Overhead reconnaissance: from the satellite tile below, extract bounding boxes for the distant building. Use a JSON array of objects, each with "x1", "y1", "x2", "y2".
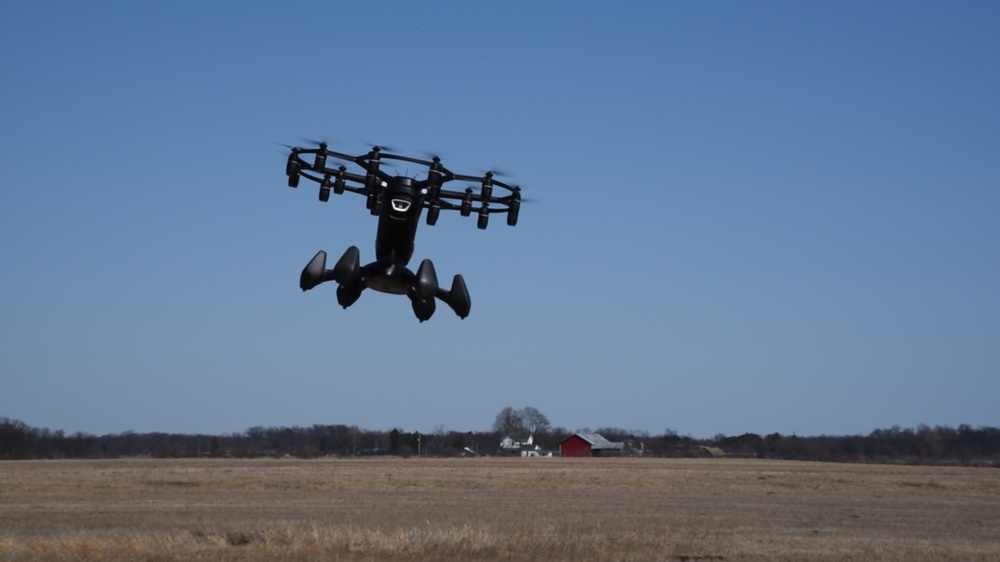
[
  {"x1": 699, "y1": 446, "x2": 727, "y2": 458},
  {"x1": 559, "y1": 433, "x2": 625, "y2": 457},
  {"x1": 499, "y1": 435, "x2": 552, "y2": 457},
  {"x1": 668, "y1": 445, "x2": 728, "y2": 458}
]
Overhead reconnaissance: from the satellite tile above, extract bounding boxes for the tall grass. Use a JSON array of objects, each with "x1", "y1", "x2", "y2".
[{"x1": 1, "y1": 522, "x2": 728, "y2": 561}]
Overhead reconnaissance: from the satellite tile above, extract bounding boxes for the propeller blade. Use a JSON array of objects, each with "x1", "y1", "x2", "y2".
[
  {"x1": 360, "y1": 140, "x2": 398, "y2": 153},
  {"x1": 482, "y1": 167, "x2": 511, "y2": 178},
  {"x1": 301, "y1": 137, "x2": 339, "y2": 147},
  {"x1": 419, "y1": 150, "x2": 449, "y2": 161}
]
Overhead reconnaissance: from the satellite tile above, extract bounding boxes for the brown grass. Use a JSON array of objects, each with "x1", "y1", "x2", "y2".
[{"x1": 0, "y1": 457, "x2": 998, "y2": 561}]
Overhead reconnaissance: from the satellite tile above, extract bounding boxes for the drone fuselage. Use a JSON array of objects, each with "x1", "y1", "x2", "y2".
[
  {"x1": 375, "y1": 176, "x2": 422, "y2": 266},
  {"x1": 364, "y1": 176, "x2": 424, "y2": 295}
]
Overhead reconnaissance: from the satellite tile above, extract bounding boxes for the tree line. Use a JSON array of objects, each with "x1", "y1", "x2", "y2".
[{"x1": 2, "y1": 415, "x2": 998, "y2": 466}]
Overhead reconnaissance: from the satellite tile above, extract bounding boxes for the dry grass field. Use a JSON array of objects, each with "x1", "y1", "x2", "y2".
[{"x1": 0, "y1": 457, "x2": 998, "y2": 561}]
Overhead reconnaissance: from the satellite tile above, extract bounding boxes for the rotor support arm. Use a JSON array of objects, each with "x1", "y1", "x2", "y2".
[{"x1": 285, "y1": 142, "x2": 523, "y2": 226}]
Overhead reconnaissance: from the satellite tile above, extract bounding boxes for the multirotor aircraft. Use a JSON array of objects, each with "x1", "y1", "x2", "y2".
[{"x1": 284, "y1": 143, "x2": 521, "y2": 322}]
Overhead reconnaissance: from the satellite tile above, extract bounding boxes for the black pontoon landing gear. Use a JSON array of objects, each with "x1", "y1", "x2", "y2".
[
  {"x1": 298, "y1": 246, "x2": 470, "y2": 322},
  {"x1": 438, "y1": 274, "x2": 471, "y2": 319},
  {"x1": 300, "y1": 246, "x2": 361, "y2": 291}
]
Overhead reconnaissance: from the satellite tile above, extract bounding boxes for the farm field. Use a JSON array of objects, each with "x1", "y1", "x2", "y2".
[{"x1": 0, "y1": 457, "x2": 998, "y2": 561}]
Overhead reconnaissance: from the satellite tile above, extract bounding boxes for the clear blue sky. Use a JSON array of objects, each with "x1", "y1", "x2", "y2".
[{"x1": 2, "y1": 1, "x2": 998, "y2": 438}]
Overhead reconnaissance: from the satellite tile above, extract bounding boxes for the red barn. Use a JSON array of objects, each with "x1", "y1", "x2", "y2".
[{"x1": 559, "y1": 433, "x2": 625, "y2": 457}]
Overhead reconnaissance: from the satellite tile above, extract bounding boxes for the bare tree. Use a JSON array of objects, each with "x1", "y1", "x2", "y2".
[
  {"x1": 519, "y1": 406, "x2": 550, "y2": 437},
  {"x1": 492, "y1": 406, "x2": 525, "y2": 439}
]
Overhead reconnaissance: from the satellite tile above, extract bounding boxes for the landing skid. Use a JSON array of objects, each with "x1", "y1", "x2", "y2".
[{"x1": 299, "y1": 247, "x2": 471, "y2": 322}]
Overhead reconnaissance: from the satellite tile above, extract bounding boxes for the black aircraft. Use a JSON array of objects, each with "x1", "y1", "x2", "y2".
[{"x1": 284, "y1": 143, "x2": 521, "y2": 322}]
